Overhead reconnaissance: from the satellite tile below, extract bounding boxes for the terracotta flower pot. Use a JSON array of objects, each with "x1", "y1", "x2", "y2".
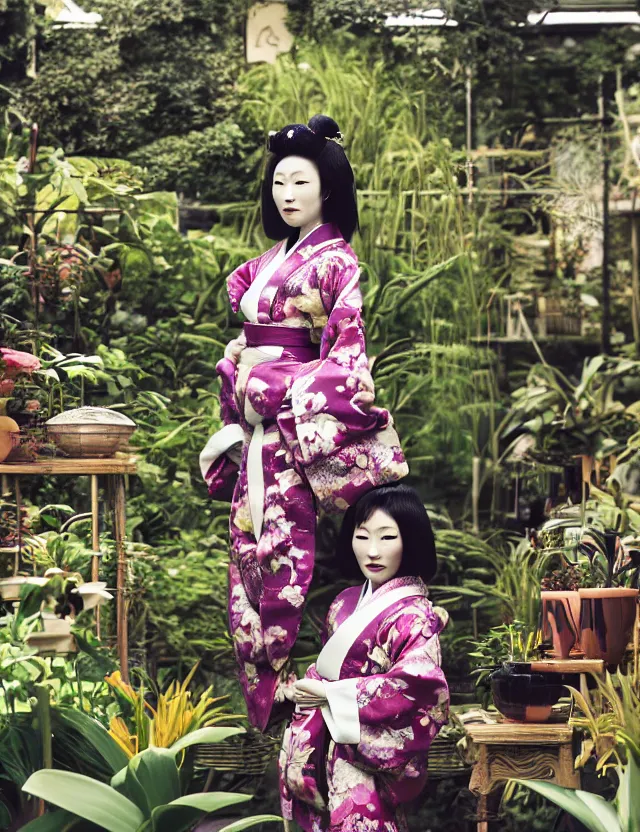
[
  {"x1": 578, "y1": 587, "x2": 639, "y2": 667},
  {"x1": 541, "y1": 590, "x2": 580, "y2": 659}
]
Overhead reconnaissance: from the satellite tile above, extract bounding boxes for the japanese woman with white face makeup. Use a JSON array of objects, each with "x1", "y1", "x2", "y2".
[
  {"x1": 280, "y1": 484, "x2": 449, "y2": 832},
  {"x1": 199, "y1": 116, "x2": 408, "y2": 733}
]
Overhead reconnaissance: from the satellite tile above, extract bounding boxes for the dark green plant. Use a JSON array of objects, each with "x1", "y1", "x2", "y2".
[
  {"x1": 20, "y1": 726, "x2": 282, "y2": 832},
  {"x1": 501, "y1": 356, "x2": 640, "y2": 465}
]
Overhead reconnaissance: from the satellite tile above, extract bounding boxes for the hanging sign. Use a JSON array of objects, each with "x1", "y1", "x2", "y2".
[{"x1": 246, "y1": 2, "x2": 293, "y2": 64}]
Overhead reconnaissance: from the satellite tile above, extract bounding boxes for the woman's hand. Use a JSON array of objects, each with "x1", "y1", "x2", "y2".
[{"x1": 292, "y1": 678, "x2": 328, "y2": 709}]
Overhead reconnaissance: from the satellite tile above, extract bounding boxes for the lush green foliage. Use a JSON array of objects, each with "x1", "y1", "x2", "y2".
[{"x1": 21, "y1": 727, "x2": 281, "y2": 832}]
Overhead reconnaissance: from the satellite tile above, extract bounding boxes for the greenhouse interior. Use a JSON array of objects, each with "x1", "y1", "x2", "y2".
[{"x1": 4, "y1": 1, "x2": 640, "y2": 830}]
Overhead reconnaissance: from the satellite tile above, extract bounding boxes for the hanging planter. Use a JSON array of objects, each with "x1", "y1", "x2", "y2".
[
  {"x1": 26, "y1": 615, "x2": 77, "y2": 655},
  {"x1": 0, "y1": 575, "x2": 49, "y2": 602}
]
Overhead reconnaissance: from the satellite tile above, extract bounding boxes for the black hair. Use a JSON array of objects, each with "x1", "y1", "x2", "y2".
[
  {"x1": 261, "y1": 114, "x2": 359, "y2": 243},
  {"x1": 335, "y1": 483, "x2": 438, "y2": 584}
]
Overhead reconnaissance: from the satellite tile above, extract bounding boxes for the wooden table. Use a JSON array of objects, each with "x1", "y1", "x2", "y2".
[
  {"x1": 466, "y1": 722, "x2": 579, "y2": 831},
  {"x1": 0, "y1": 456, "x2": 137, "y2": 681}
]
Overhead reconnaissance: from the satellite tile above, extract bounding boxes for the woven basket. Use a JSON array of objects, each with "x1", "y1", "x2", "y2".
[
  {"x1": 194, "y1": 732, "x2": 280, "y2": 776},
  {"x1": 427, "y1": 733, "x2": 469, "y2": 780}
]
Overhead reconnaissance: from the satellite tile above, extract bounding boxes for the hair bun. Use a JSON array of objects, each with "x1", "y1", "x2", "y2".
[{"x1": 308, "y1": 114, "x2": 342, "y2": 141}]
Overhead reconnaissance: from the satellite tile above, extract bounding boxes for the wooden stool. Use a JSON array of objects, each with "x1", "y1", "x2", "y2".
[{"x1": 466, "y1": 723, "x2": 579, "y2": 832}]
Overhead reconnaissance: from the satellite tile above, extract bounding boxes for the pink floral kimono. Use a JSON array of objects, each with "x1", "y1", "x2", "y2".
[
  {"x1": 279, "y1": 576, "x2": 449, "y2": 832},
  {"x1": 200, "y1": 223, "x2": 408, "y2": 730}
]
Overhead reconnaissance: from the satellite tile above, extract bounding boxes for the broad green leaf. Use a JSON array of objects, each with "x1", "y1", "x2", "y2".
[
  {"x1": 54, "y1": 708, "x2": 129, "y2": 774},
  {"x1": 217, "y1": 815, "x2": 284, "y2": 832},
  {"x1": 151, "y1": 792, "x2": 251, "y2": 832},
  {"x1": 129, "y1": 747, "x2": 180, "y2": 814},
  {"x1": 19, "y1": 809, "x2": 100, "y2": 831},
  {"x1": 123, "y1": 763, "x2": 150, "y2": 816},
  {"x1": 616, "y1": 756, "x2": 640, "y2": 831},
  {"x1": 515, "y1": 780, "x2": 618, "y2": 832},
  {"x1": 110, "y1": 765, "x2": 127, "y2": 794},
  {"x1": 23, "y1": 770, "x2": 144, "y2": 832},
  {"x1": 168, "y1": 726, "x2": 245, "y2": 755}
]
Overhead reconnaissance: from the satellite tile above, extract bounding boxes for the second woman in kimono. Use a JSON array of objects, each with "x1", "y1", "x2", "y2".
[
  {"x1": 279, "y1": 483, "x2": 449, "y2": 832},
  {"x1": 200, "y1": 115, "x2": 408, "y2": 730}
]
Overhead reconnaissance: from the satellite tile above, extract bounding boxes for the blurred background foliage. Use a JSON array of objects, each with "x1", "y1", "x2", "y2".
[{"x1": 2, "y1": 0, "x2": 640, "y2": 828}]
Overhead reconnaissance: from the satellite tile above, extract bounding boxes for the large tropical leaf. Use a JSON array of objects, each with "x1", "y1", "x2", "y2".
[
  {"x1": 217, "y1": 815, "x2": 283, "y2": 832},
  {"x1": 151, "y1": 792, "x2": 251, "y2": 832},
  {"x1": 168, "y1": 726, "x2": 245, "y2": 755},
  {"x1": 20, "y1": 810, "x2": 101, "y2": 831},
  {"x1": 129, "y1": 747, "x2": 181, "y2": 814},
  {"x1": 515, "y1": 779, "x2": 619, "y2": 832},
  {"x1": 54, "y1": 707, "x2": 130, "y2": 775},
  {"x1": 616, "y1": 755, "x2": 640, "y2": 832},
  {"x1": 23, "y1": 770, "x2": 145, "y2": 832}
]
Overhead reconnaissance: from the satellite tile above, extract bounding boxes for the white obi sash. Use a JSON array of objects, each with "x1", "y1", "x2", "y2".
[{"x1": 315, "y1": 584, "x2": 419, "y2": 745}]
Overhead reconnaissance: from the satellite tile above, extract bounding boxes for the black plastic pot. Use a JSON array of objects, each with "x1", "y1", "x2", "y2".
[{"x1": 490, "y1": 662, "x2": 565, "y2": 723}]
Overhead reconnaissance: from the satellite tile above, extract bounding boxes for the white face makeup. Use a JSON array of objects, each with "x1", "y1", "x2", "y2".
[
  {"x1": 272, "y1": 155, "x2": 323, "y2": 240},
  {"x1": 352, "y1": 509, "x2": 403, "y2": 590}
]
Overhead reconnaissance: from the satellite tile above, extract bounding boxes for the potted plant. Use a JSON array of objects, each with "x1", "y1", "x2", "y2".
[
  {"x1": 516, "y1": 669, "x2": 640, "y2": 831},
  {"x1": 540, "y1": 560, "x2": 582, "y2": 660},
  {"x1": 470, "y1": 621, "x2": 565, "y2": 723},
  {"x1": 19, "y1": 726, "x2": 281, "y2": 832},
  {"x1": 500, "y1": 355, "x2": 640, "y2": 471},
  {"x1": 575, "y1": 527, "x2": 639, "y2": 667}
]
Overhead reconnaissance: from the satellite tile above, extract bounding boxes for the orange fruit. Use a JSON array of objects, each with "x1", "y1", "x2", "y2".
[{"x1": 0, "y1": 416, "x2": 20, "y2": 463}]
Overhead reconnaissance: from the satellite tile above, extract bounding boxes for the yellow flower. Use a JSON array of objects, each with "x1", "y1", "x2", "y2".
[
  {"x1": 108, "y1": 716, "x2": 137, "y2": 759},
  {"x1": 105, "y1": 670, "x2": 138, "y2": 705}
]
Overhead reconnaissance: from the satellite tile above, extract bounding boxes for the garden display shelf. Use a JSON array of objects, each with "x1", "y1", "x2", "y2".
[
  {"x1": 529, "y1": 658, "x2": 604, "y2": 674},
  {"x1": 0, "y1": 455, "x2": 138, "y2": 682},
  {"x1": 465, "y1": 720, "x2": 579, "y2": 832}
]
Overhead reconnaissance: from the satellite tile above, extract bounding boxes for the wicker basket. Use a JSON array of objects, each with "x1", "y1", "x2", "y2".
[
  {"x1": 426, "y1": 733, "x2": 469, "y2": 780},
  {"x1": 194, "y1": 731, "x2": 280, "y2": 776}
]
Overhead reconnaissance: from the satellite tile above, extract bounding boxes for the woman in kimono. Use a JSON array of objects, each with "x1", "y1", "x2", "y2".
[
  {"x1": 200, "y1": 115, "x2": 408, "y2": 730},
  {"x1": 279, "y1": 484, "x2": 449, "y2": 832}
]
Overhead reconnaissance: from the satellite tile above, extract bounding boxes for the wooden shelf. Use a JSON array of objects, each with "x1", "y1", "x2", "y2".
[
  {"x1": 465, "y1": 722, "x2": 573, "y2": 745},
  {"x1": 0, "y1": 456, "x2": 138, "y2": 476},
  {"x1": 530, "y1": 658, "x2": 604, "y2": 674}
]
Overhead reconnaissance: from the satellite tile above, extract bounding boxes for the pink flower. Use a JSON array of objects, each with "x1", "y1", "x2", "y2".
[
  {"x1": 25, "y1": 400, "x2": 40, "y2": 412},
  {"x1": 0, "y1": 379, "x2": 15, "y2": 396},
  {"x1": 0, "y1": 348, "x2": 41, "y2": 378}
]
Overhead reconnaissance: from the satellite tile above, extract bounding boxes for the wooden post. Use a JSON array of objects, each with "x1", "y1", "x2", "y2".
[
  {"x1": 91, "y1": 474, "x2": 101, "y2": 639},
  {"x1": 113, "y1": 475, "x2": 129, "y2": 683},
  {"x1": 632, "y1": 216, "x2": 640, "y2": 351},
  {"x1": 599, "y1": 76, "x2": 612, "y2": 354},
  {"x1": 466, "y1": 65, "x2": 474, "y2": 206},
  {"x1": 472, "y1": 456, "x2": 481, "y2": 534},
  {"x1": 14, "y1": 478, "x2": 21, "y2": 577},
  {"x1": 634, "y1": 600, "x2": 639, "y2": 685}
]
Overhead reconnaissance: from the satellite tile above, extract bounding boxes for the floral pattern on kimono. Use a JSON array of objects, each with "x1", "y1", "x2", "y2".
[
  {"x1": 279, "y1": 576, "x2": 449, "y2": 832},
  {"x1": 201, "y1": 224, "x2": 408, "y2": 730}
]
